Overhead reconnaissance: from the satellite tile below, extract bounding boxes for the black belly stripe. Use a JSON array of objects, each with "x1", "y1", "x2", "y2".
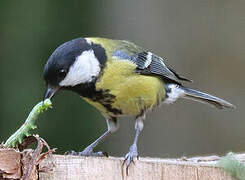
[
  {"x1": 66, "y1": 81, "x2": 122, "y2": 115},
  {"x1": 101, "y1": 103, "x2": 122, "y2": 115}
]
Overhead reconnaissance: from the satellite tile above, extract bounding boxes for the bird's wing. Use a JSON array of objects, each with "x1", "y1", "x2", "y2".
[{"x1": 112, "y1": 40, "x2": 192, "y2": 84}]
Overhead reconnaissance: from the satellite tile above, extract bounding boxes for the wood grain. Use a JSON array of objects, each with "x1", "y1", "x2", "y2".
[
  {"x1": 0, "y1": 148, "x2": 21, "y2": 179},
  {"x1": 2, "y1": 148, "x2": 244, "y2": 180},
  {"x1": 39, "y1": 155, "x2": 239, "y2": 180}
]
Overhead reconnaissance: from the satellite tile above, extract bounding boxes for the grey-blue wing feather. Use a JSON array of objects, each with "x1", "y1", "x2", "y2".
[{"x1": 112, "y1": 41, "x2": 191, "y2": 84}]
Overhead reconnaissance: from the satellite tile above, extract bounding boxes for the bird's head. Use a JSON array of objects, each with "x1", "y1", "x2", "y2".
[{"x1": 43, "y1": 38, "x2": 107, "y2": 100}]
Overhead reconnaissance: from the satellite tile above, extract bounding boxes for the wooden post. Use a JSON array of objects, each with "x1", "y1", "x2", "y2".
[
  {"x1": 39, "y1": 155, "x2": 238, "y2": 180},
  {"x1": 1, "y1": 148, "x2": 244, "y2": 179}
]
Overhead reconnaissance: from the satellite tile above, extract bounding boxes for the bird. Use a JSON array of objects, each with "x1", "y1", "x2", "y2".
[{"x1": 43, "y1": 37, "x2": 235, "y2": 169}]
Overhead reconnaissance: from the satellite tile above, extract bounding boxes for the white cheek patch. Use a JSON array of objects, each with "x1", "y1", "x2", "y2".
[
  {"x1": 163, "y1": 84, "x2": 185, "y2": 104},
  {"x1": 85, "y1": 38, "x2": 92, "y2": 45},
  {"x1": 59, "y1": 49, "x2": 101, "y2": 87}
]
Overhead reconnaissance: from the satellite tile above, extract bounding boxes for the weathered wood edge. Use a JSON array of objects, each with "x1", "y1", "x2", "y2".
[{"x1": 39, "y1": 154, "x2": 243, "y2": 180}]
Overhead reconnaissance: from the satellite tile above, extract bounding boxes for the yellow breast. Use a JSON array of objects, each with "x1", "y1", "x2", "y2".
[{"x1": 84, "y1": 59, "x2": 165, "y2": 117}]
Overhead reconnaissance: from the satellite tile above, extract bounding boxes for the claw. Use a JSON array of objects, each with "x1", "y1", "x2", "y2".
[
  {"x1": 65, "y1": 149, "x2": 107, "y2": 157},
  {"x1": 64, "y1": 150, "x2": 78, "y2": 155},
  {"x1": 78, "y1": 150, "x2": 104, "y2": 157},
  {"x1": 122, "y1": 144, "x2": 139, "y2": 175},
  {"x1": 126, "y1": 165, "x2": 129, "y2": 176},
  {"x1": 103, "y1": 151, "x2": 109, "y2": 157}
]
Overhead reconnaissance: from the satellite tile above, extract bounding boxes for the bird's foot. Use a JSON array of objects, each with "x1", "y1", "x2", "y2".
[
  {"x1": 123, "y1": 144, "x2": 139, "y2": 175},
  {"x1": 78, "y1": 147, "x2": 108, "y2": 157},
  {"x1": 65, "y1": 148, "x2": 108, "y2": 157}
]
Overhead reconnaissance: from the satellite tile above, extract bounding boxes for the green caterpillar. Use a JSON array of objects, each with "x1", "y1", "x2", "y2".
[{"x1": 4, "y1": 99, "x2": 52, "y2": 148}]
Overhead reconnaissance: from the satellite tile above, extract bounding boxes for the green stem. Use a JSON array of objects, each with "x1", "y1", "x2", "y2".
[{"x1": 4, "y1": 99, "x2": 52, "y2": 148}]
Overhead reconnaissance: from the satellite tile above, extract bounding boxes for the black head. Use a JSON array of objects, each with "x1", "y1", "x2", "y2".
[{"x1": 43, "y1": 37, "x2": 107, "y2": 100}]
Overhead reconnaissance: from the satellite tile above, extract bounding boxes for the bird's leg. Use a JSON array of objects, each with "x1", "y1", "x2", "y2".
[
  {"x1": 123, "y1": 114, "x2": 145, "y2": 173},
  {"x1": 70, "y1": 117, "x2": 118, "y2": 157}
]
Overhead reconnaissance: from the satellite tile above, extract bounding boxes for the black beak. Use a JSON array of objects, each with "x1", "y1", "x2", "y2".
[{"x1": 43, "y1": 86, "x2": 59, "y2": 100}]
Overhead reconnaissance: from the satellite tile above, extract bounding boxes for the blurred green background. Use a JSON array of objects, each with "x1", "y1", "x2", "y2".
[{"x1": 0, "y1": 0, "x2": 244, "y2": 158}]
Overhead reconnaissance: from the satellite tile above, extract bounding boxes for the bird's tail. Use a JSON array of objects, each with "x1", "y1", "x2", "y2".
[{"x1": 180, "y1": 86, "x2": 235, "y2": 109}]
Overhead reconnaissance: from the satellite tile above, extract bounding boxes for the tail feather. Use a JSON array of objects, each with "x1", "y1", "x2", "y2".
[{"x1": 180, "y1": 86, "x2": 236, "y2": 109}]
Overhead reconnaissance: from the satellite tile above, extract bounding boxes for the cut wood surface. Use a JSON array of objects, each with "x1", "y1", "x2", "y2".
[
  {"x1": 2, "y1": 148, "x2": 245, "y2": 180},
  {"x1": 0, "y1": 148, "x2": 21, "y2": 179},
  {"x1": 39, "y1": 154, "x2": 243, "y2": 180}
]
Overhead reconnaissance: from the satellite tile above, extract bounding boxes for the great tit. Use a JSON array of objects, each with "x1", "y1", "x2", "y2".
[{"x1": 43, "y1": 37, "x2": 235, "y2": 168}]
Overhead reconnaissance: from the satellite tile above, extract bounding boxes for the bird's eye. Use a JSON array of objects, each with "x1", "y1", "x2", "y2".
[{"x1": 58, "y1": 69, "x2": 67, "y2": 79}]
